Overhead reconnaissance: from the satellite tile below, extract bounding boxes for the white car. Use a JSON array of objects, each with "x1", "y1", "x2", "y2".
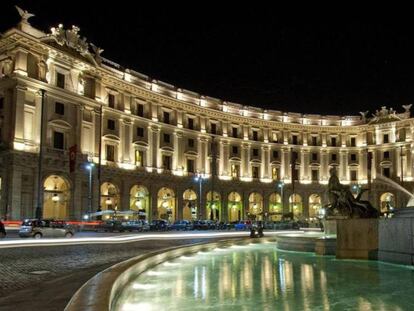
[{"x1": 19, "y1": 219, "x2": 75, "y2": 238}]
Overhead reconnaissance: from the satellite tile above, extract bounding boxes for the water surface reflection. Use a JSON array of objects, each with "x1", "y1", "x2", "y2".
[{"x1": 114, "y1": 243, "x2": 414, "y2": 311}]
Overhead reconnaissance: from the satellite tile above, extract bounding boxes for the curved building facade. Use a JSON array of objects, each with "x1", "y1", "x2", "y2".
[{"x1": 0, "y1": 13, "x2": 412, "y2": 221}]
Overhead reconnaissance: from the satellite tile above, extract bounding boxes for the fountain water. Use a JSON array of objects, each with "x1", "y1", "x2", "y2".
[
  {"x1": 375, "y1": 174, "x2": 414, "y2": 206},
  {"x1": 375, "y1": 174, "x2": 414, "y2": 217}
]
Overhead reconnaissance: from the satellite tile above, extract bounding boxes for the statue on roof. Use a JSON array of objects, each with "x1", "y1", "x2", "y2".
[
  {"x1": 91, "y1": 43, "x2": 104, "y2": 64},
  {"x1": 15, "y1": 6, "x2": 35, "y2": 24}
]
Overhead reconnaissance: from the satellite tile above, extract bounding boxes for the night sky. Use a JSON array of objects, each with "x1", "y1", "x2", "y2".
[{"x1": 2, "y1": 2, "x2": 414, "y2": 116}]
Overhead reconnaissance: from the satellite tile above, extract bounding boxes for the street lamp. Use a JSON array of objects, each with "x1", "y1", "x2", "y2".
[
  {"x1": 277, "y1": 181, "x2": 285, "y2": 214},
  {"x1": 194, "y1": 172, "x2": 206, "y2": 220},
  {"x1": 86, "y1": 162, "x2": 95, "y2": 215}
]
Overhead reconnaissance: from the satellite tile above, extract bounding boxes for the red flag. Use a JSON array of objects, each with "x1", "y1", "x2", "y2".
[{"x1": 69, "y1": 145, "x2": 77, "y2": 173}]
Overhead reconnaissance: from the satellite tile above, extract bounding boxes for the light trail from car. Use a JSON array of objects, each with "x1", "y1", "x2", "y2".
[{"x1": 0, "y1": 230, "x2": 300, "y2": 249}]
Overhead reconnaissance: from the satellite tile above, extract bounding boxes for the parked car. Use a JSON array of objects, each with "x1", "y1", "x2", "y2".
[
  {"x1": 95, "y1": 220, "x2": 124, "y2": 232},
  {"x1": 121, "y1": 220, "x2": 150, "y2": 232},
  {"x1": 193, "y1": 220, "x2": 209, "y2": 230},
  {"x1": 150, "y1": 219, "x2": 169, "y2": 231},
  {"x1": 19, "y1": 219, "x2": 75, "y2": 238},
  {"x1": 234, "y1": 220, "x2": 251, "y2": 231},
  {"x1": 169, "y1": 220, "x2": 193, "y2": 231}
]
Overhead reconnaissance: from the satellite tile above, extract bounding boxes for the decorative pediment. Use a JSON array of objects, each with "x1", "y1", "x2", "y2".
[
  {"x1": 368, "y1": 106, "x2": 402, "y2": 125},
  {"x1": 103, "y1": 134, "x2": 120, "y2": 141},
  {"x1": 42, "y1": 24, "x2": 104, "y2": 66},
  {"x1": 48, "y1": 119, "x2": 72, "y2": 129}
]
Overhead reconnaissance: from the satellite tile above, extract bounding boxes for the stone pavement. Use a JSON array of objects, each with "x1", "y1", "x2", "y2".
[{"x1": 0, "y1": 237, "x2": 229, "y2": 311}]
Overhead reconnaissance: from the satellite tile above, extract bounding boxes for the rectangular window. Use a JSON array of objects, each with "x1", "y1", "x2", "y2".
[
  {"x1": 312, "y1": 153, "x2": 318, "y2": 161},
  {"x1": 383, "y1": 134, "x2": 389, "y2": 143},
  {"x1": 55, "y1": 102, "x2": 65, "y2": 115},
  {"x1": 163, "y1": 111, "x2": 170, "y2": 124},
  {"x1": 162, "y1": 155, "x2": 171, "y2": 170},
  {"x1": 137, "y1": 127, "x2": 144, "y2": 137},
  {"x1": 383, "y1": 167, "x2": 390, "y2": 178},
  {"x1": 231, "y1": 164, "x2": 240, "y2": 178},
  {"x1": 0, "y1": 97, "x2": 4, "y2": 110},
  {"x1": 312, "y1": 169, "x2": 319, "y2": 181},
  {"x1": 137, "y1": 103, "x2": 144, "y2": 117},
  {"x1": 350, "y1": 137, "x2": 356, "y2": 147},
  {"x1": 163, "y1": 133, "x2": 170, "y2": 143},
  {"x1": 331, "y1": 137, "x2": 337, "y2": 146},
  {"x1": 252, "y1": 166, "x2": 259, "y2": 179},
  {"x1": 107, "y1": 119, "x2": 115, "y2": 130},
  {"x1": 232, "y1": 127, "x2": 238, "y2": 138},
  {"x1": 53, "y1": 131, "x2": 64, "y2": 149},
  {"x1": 187, "y1": 159, "x2": 195, "y2": 173},
  {"x1": 108, "y1": 94, "x2": 115, "y2": 108},
  {"x1": 350, "y1": 170, "x2": 357, "y2": 181},
  {"x1": 253, "y1": 148, "x2": 259, "y2": 157},
  {"x1": 188, "y1": 138, "x2": 194, "y2": 148},
  {"x1": 384, "y1": 151, "x2": 390, "y2": 159},
  {"x1": 292, "y1": 135, "x2": 298, "y2": 145},
  {"x1": 331, "y1": 154, "x2": 337, "y2": 161},
  {"x1": 211, "y1": 123, "x2": 217, "y2": 134},
  {"x1": 312, "y1": 136, "x2": 317, "y2": 146},
  {"x1": 252, "y1": 131, "x2": 258, "y2": 141},
  {"x1": 273, "y1": 150, "x2": 279, "y2": 158},
  {"x1": 188, "y1": 118, "x2": 194, "y2": 130},
  {"x1": 106, "y1": 145, "x2": 115, "y2": 161},
  {"x1": 293, "y1": 168, "x2": 299, "y2": 181},
  {"x1": 135, "y1": 150, "x2": 144, "y2": 167},
  {"x1": 350, "y1": 153, "x2": 357, "y2": 161},
  {"x1": 56, "y1": 72, "x2": 65, "y2": 89},
  {"x1": 232, "y1": 146, "x2": 238, "y2": 154}
]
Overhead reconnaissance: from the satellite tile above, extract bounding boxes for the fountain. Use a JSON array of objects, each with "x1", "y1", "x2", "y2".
[{"x1": 375, "y1": 174, "x2": 414, "y2": 217}]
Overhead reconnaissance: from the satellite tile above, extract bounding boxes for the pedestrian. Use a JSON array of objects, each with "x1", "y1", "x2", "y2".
[{"x1": 0, "y1": 219, "x2": 6, "y2": 238}]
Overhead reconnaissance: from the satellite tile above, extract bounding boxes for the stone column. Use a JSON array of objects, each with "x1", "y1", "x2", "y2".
[
  {"x1": 14, "y1": 49, "x2": 28, "y2": 76},
  {"x1": 359, "y1": 149, "x2": 368, "y2": 182},
  {"x1": 120, "y1": 119, "x2": 132, "y2": 164},
  {"x1": 13, "y1": 85, "x2": 27, "y2": 145},
  {"x1": 150, "y1": 101, "x2": 159, "y2": 121},
  {"x1": 282, "y1": 148, "x2": 290, "y2": 181},
  {"x1": 222, "y1": 140, "x2": 230, "y2": 176},
  {"x1": 320, "y1": 149, "x2": 329, "y2": 183},
  {"x1": 339, "y1": 150, "x2": 348, "y2": 181},
  {"x1": 241, "y1": 142, "x2": 250, "y2": 178},
  {"x1": 148, "y1": 125, "x2": 160, "y2": 170},
  {"x1": 301, "y1": 149, "x2": 309, "y2": 181},
  {"x1": 8, "y1": 167, "x2": 22, "y2": 220},
  {"x1": 262, "y1": 145, "x2": 270, "y2": 179},
  {"x1": 173, "y1": 131, "x2": 183, "y2": 172}
]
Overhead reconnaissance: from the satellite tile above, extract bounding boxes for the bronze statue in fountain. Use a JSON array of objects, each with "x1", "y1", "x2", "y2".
[{"x1": 326, "y1": 167, "x2": 379, "y2": 218}]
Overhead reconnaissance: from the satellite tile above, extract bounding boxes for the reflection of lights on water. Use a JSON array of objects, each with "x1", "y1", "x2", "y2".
[
  {"x1": 180, "y1": 255, "x2": 195, "y2": 260},
  {"x1": 230, "y1": 245, "x2": 245, "y2": 249},
  {"x1": 201, "y1": 266, "x2": 207, "y2": 300},
  {"x1": 163, "y1": 261, "x2": 180, "y2": 266},
  {"x1": 146, "y1": 271, "x2": 165, "y2": 276},
  {"x1": 132, "y1": 283, "x2": 156, "y2": 290},
  {"x1": 214, "y1": 247, "x2": 228, "y2": 252}
]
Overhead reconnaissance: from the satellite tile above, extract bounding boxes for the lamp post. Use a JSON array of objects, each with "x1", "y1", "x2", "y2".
[
  {"x1": 86, "y1": 162, "x2": 95, "y2": 216},
  {"x1": 278, "y1": 181, "x2": 284, "y2": 215},
  {"x1": 195, "y1": 172, "x2": 205, "y2": 220}
]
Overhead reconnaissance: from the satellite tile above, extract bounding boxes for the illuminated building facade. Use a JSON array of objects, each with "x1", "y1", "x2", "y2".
[{"x1": 0, "y1": 12, "x2": 412, "y2": 221}]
